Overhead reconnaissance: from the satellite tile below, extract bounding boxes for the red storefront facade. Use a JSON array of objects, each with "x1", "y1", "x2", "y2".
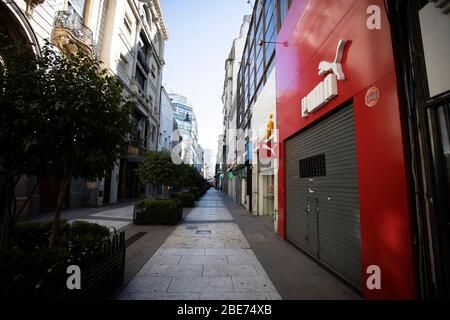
[{"x1": 276, "y1": 0, "x2": 417, "y2": 299}]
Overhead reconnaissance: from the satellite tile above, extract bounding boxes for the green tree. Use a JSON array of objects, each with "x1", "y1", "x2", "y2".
[
  {"x1": 0, "y1": 39, "x2": 45, "y2": 249},
  {"x1": 36, "y1": 45, "x2": 135, "y2": 248},
  {"x1": 175, "y1": 164, "x2": 204, "y2": 191},
  {"x1": 137, "y1": 150, "x2": 176, "y2": 199},
  {"x1": 1, "y1": 42, "x2": 135, "y2": 249}
]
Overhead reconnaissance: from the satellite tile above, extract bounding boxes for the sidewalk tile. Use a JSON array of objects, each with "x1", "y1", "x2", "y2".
[
  {"x1": 168, "y1": 277, "x2": 234, "y2": 293},
  {"x1": 200, "y1": 292, "x2": 270, "y2": 300},
  {"x1": 203, "y1": 264, "x2": 259, "y2": 277},
  {"x1": 122, "y1": 276, "x2": 172, "y2": 293},
  {"x1": 147, "y1": 264, "x2": 203, "y2": 277},
  {"x1": 232, "y1": 276, "x2": 277, "y2": 292},
  {"x1": 179, "y1": 255, "x2": 228, "y2": 265}
]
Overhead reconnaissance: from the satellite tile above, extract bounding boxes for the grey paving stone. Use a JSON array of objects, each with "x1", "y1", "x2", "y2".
[
  {"x1": 203, "y1": 264, "x2": 259, "y2": 277},
  {"x1": 200, "y1": 292, "x2": 270, "y2": 300},
  {"x1": 227, "y1": 254, "x2": 260, "y2": 265},
  {"x1": 122, "y1": 276, "x2": 172, "y2": 293},
  {"x1": 267, "y1": 291, "x2": 283, "y2": 300},
  {"x1": 253, "y1": 263, "x2": 269, "y2": 277},
  {"x1": 168, "y1": 277, "x2": 234, "y2": 293},
  {"x1": 224, "y1": 238, "x2": 251, "y2": 249},
  {"x1": 232, "y1": 276, "x2": 277, "y2": 292},
  {"x1": 127, "y1": 292, "x2": 201, "y2": 300},
  {"x1": 205, "y1": 248, "x2": 252, "y2": 256},
  {"x1": 147, "y1": 264, "x2": 203, "y2": 277},
  {"x1": 155, "y1": 248, "x2": 206, "y2": 256},
  {"x1": 147, "y1": 254, "x2": 182, "y2": 265},
  {"x1": 179, "y1": 255, "x2": 228, "y2": 265}
]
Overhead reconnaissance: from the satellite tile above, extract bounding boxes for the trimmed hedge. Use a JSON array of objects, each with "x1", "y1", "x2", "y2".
[
  {"x1": 133, "y1": 199, "x2": 182, "y2": 225},
  {"x1": 172, "y1": 192, "x2": 195, "y2": 208},
  {"x1": 0, "y1": 221, "x2": 124, "y2": 300}
]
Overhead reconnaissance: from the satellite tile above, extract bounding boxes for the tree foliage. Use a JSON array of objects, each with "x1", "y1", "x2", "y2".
[
  {"x1": 1, "y1": 41, "x2": 136, "y2": 248},
  {"x1": 0, "y1": 38, "x2": 47, "y2": 249},
  {"x1": 137, "y1": 150, "x2": 176, "y2": 198}
]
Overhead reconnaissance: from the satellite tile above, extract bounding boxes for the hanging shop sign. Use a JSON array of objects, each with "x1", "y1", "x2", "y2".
[{"x1": 302, "y1": 39, "x2": 348, "y2": 118}]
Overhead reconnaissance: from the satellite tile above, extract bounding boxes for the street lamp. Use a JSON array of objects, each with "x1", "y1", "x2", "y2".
[{"x1": 258, "y1": 40, "x2": 288, "y2": 47}]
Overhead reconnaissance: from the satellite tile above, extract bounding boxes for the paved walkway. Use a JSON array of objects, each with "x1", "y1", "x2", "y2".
[
  {"x1": 117, "y1": 190, "x2": 281, "y2": 300},
  {"x1": 25, "y1": 201, "x2": 135, "y2": 230},
  {"x1": 29, "y1": 189, "x2": 360, "y2": 300},
  {"x1": 75, "y1": 205, "x2": 134, "y2": 230}
]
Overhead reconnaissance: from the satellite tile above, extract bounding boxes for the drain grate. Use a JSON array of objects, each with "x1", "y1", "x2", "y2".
[
  {"x1": 186, "y1": 225, "x2": 198, "y2": 230},
  {"x1": 196, "y1": 230, "x2": 212, "y2": 235}
]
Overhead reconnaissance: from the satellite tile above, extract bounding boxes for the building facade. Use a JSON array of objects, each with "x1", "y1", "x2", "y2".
[
  {"x1": 158, "y1": 86, "x2": 175, "y2": 152},
  {"x1": 219, "y1": 1, "x2": 289, "y2": 229},
  {"x1": 100, "y1": 0, "x2": 168, "y2": 204},
  {"x1": 0, "y1": 0, "x2": 168, "y2": 217},
  {"x1": 276, "y1": 0, "x2": 449, "y2": 299},
  {"x1": 220, "y1": 15, "x2": 250, "y2": 204},
  {"x1": 170, "y1": 93, "x2": 203, "y2": 170}
]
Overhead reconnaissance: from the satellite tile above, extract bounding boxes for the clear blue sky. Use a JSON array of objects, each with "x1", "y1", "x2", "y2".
[{"x1": 161, "y1": 0, "x2": 252, "y2": 157}]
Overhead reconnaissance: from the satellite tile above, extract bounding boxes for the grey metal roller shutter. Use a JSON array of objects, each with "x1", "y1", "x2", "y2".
[{"x1": 285, "y1": 104, "x2": 362, "y2": 291}]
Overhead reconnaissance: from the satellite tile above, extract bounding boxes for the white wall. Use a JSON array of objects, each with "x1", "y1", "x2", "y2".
[
  {"x1": 158, "y1": 88, "x2": 174, "y2": 151},
  {"x1": 251, "y1": 68, "x2": 278, "y2": 231},
  {"x1": 419, "y1": 2, "x2": 450, "y2": 98}
]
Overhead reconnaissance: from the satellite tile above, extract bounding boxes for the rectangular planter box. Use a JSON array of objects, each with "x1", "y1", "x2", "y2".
[{"x1": 133, "y1": 200, "x2": 183, "y2": 225}]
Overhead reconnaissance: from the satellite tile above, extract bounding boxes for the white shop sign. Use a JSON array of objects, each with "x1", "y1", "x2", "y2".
[{"x1": 301, "y1": 39, "x2": 348, "y2": 118}]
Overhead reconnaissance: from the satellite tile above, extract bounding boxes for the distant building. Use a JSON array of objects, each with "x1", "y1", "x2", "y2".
[
  {"x1": 158, "y1": 87, "x2": 175, "y2": 152},
  {"x1": 202, "y1": 149, "x2": 215, "y2": 180},
  {"x1": 170, "y1": 93, "x2": 203, "y2": 171},
  {"x1": 219, "y1": 15, "x2": 250, "y2": 203}
]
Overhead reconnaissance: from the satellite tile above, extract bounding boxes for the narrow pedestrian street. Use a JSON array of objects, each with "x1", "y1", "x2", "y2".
[{"x1": 114, "y1": 189, "x2": 359, "y2": 300}]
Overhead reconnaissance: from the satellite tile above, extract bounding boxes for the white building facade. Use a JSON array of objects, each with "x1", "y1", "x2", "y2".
[
  {"x1": 0, "y1": 0, "x2": 168, "y2": 216},
  {"x1": 220, "y1": 15, "x2": 250, "y2": 203},
  {"x1": 158, "y1": 87, "x2": 175, "y2": 152},
  {"x1": 170, "y1": 93, "x2": 203, "y2": 171}
]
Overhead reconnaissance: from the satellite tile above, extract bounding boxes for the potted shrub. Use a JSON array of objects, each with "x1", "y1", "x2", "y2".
[
  {"x1": 133, "y1": 199, "x2": 182, "y2": 225},
  {"x1": 0, "y1": 220, "x2": 125, "y2": 300},
  {"x1": 172, "y1": 192, "x2": 195, "y2": 208}
]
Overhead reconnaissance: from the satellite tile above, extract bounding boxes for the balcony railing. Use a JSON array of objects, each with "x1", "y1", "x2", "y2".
[{"x1": 51, "y1": 10, "x2": 95, "y2": 54}]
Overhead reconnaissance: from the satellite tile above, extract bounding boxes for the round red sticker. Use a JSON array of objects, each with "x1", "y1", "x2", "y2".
[{"x1": 365, "y1": 87, "x2": 380, "y2": 108}]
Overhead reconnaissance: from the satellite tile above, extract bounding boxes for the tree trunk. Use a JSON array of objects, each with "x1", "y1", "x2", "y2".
[
  {"x1": 0, "y1": 174, "x2": 14, "y2": 250},
  {"x1": 49, "y1": 176, "x2": 71, "y2": 249},
  {"x1": 153, "y1": 184, "x2": 158, "y2": 199}
]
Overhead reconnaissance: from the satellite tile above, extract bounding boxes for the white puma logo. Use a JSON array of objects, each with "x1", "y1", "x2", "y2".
[{"x1": 318, "y1": 39, "x2": 348, "y2": 80}]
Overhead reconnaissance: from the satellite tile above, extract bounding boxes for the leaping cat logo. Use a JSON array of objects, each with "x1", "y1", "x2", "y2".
[{"x1": 318, "y1": 39, "x2": 348, "y2": 81}]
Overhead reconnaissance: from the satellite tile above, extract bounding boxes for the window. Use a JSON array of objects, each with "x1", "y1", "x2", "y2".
[
  {"x1": 279, "y1": 0, "x2": 292, "y2": 29},
  {"x1": 118, "y1": 54, "x2": 129, "y2": 76},
  {"x1": 137, "y1": 32, "x2": 150, "y2": 70},
  {"x1": 68, "y1": 0, "x2": 85, "y2": 16},
  {"x1": 124, "y1": 14, "x2": 132, "y2": 35},
  {"x1": 151, "y1": 64, "x2": 156, "y2": 80},
  {"x1": 136, "y1": 67, "x2": 146, "y2": 90}
]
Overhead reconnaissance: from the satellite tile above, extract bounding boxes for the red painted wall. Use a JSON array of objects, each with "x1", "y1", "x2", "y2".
[{"x1": 276, "y1": 0, "x2": 416, "y2": 299}]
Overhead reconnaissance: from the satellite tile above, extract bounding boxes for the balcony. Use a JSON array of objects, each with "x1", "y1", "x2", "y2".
[{"x1": 51, "y1": 10, "x2": 95, "y2": 55}]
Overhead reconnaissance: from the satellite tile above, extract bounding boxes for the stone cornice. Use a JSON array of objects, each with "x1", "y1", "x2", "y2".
[{"x1": 151, "y1": 0, "x2": 169, "y2": 40}]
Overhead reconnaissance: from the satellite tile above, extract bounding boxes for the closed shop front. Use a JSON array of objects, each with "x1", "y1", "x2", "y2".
[
  {"x1": 285, "y1": 104, "x2": 362, "y2": 291},
  {"x1": 276, "y1": 0, "x2": 417, "y2": 298}
]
